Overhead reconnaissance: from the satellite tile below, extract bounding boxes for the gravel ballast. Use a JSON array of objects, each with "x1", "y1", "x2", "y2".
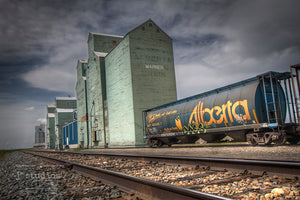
[
  {"x1": 34, "y1": 151, "x2": 300, "y2": 199},
  {"x1": 0, "y1": 152, "x2": 128, "y2": 199}
]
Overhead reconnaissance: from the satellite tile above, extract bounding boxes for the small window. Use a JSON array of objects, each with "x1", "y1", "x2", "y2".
[
  {"x1": 142, "y1": 26, "x2": 145, "y2": 31},
  {"x1": 149, "y1": 23, "x2": 152, "y2": 27},
  {"x1": 93, "y1": 131, "x2": 98, "y2": 142}
]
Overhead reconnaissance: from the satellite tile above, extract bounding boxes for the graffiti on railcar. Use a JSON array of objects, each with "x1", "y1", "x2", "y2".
[
  {"x1": 146, "y1": 99, "x2": 255, "y2": 135},
  {"x1": 174, "y1": 117, "x2": 207, "y2": 133},
  {"x1": 188, "y1": 99, "x2": 252, "y2": 127},
  {"x1": 148, "y1": 110, "x2": 177, "y2": 123}
]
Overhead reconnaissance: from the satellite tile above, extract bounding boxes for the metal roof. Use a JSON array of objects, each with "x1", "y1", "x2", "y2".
[
  {"x1": 56, "y1": 108, "x2": 75, "y2": 113},
  {"x1": 48, "y1": 113, "x2": 55, "y2": 118},
  {"x1": 55, "y1": 97, "x2": 76, "y2": 100},
  {"x1": 79, "y1": 59, "x2": 87, "y2": 63},
  {"x1": 89, "y1": 32, "x2": 123, "y2": 38},
  {"x1": 94, "y1": 51, "x2": 108, "y2": 57},
  {"x1": 47, "y1": 104, "x2": 56, "y2": 108}
]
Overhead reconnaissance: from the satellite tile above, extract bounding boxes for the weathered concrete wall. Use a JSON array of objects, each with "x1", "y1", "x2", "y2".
[
  {"x1": 47, "y1": 105, "x2": 56, "y2": 113},
  {"x1": 86, "y1": 55, "x2": 106, "y2": 147},
  {"x1": 47, "y1": 115, "x2": 55, "y2": 149},
  {"x1": 88, "y1": 33, "x2": 123, "y2": 57},
  {"x1": 85, "y1": 33, "x2": 122, "y2": 148},
  {"x1": 76, "y1": 60, "x2": 88, "y2": 148},
  {"x1": 105, "y1": 36, "x2": 135, "y2": 146},
  {"x1": 55, "y1": 110, "x2": 75, "y2": 149},
  {"x1": 55, "y1": 97, "x2": 77, "y2": 109},
  {"x1": 77, "y1": 59, "x2": 87, "y2": 78},
  {"x1": 46, "y1": 104, "x2": 56, "y2": 149},
  {"x1": 34, "y1": 124, "x2": 45, "y2": 144}
]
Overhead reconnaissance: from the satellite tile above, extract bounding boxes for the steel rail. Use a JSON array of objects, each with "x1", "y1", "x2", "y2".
[
  {"x1": 24, "y1": 151, "x2": 228, "y2": 200},
  {"x1": 32, "y1": 150, "x2": 300, "y2": 176}
]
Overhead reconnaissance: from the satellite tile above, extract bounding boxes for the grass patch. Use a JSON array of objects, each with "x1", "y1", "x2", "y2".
[
  {"x1": 0, "y1": 148, "x2": 33, "y2": 157},
  {"x1": 0, "y1": 149, "x2": 17, "y2": 157}
]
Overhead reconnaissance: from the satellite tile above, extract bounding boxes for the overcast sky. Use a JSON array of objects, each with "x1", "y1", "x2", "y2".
[{"x1": 0, "y1": 0, "x2": 299, "y2": 149}]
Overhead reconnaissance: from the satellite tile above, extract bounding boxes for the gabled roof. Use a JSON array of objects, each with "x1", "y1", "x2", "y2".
[
  {"x1": 55, "y1": 97, "x2": 77, "y2": 100},
  {"x1": 105, "y1": 19, "x2": 172, "y2": 57},
  {"x1": 125, "y1": 19, "x2": 172, "y2": 40}
]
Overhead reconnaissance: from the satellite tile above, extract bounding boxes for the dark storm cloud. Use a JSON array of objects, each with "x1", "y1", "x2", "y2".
[
  {"x1": 224, "y1": 0, "x2": 300, "y2": 59},
  {"x1": 0, "y1": 0, "x2": 151, "y2": 96},
  {"x1": 0, "y1": 0, "x2": 83, "y2": 96},
  {"x1": 0, "y1": 1, "x2": 74, "y2": 59},
  {"x1": 1, "y1": 0, "x2": 299, "y2": 69},
  {"x1": 168, "y1": 0, "x2": 300, "y2": 97}
]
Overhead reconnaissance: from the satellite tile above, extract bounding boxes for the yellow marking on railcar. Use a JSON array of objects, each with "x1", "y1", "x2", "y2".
[{"x1": 252, "y1": 109, "x2": 259, "y2": 124}]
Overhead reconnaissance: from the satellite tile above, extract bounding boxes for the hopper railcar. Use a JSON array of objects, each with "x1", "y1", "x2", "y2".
[{"x1": 144, "y1": 70, "x2": 300, "y2": 147}]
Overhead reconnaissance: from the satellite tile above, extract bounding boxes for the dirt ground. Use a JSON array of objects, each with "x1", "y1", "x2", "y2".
[{"x1": 82, "y1": 145, "x2": 300, "y2": 161}]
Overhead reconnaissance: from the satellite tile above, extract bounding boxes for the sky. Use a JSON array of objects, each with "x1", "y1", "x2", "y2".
[{"x1": 0, "y1": 0, "x2": 299, "y2": 149}]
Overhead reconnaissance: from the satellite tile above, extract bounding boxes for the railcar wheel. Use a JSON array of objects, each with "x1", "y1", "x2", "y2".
[
  {"x1": 149, "y1": 139, "x2": 162, "y2": 147},
  {"x1": 274, "y1": 133, "x2": 287, "y2": 146},
  {"x1": 247, "y1": 138, "x2": 258, "y2": 146},
  {"x1": 263, "y1": 133, "x2": 272, "y2": 145},
  {"x1": 156, "y1": 140, "x2": 163, "y2": 147},
  {"x1": 147, "y1": 139, "x2": 153, "y2": 147},
  {"x1": 247, "y1": 134, "x2": 258, "y2": 146}
]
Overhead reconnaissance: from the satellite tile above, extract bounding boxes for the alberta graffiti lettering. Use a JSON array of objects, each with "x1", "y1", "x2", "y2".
[
  {"x1": 147, "y1": 99, "x2": 253, "y2": 135},
  {"x1": 188, "y1": 99, "x2": 252, "y2": 127}
]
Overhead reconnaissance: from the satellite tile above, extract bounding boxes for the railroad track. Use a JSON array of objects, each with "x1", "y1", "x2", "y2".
[
  {"x1": 32, "y1": 150, "x2": 300, "y2": 176},
  {"x1": 26, "y1": 150, "x2": 300, "y2": 199},
  {"x1": 24, "y1": 151, "x2": 228, "y2": 200}
]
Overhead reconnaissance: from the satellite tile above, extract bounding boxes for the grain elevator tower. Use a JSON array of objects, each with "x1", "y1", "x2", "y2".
[{"x1": 105, "y1": 19, "x2": 177, "y2": 146}]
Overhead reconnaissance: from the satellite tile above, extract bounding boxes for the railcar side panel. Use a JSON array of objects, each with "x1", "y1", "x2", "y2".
[
  {"x1": 146, "y1": 81, "x2": 263, "y2": 135},
  {"x1": 144, "y1": 72, "x2": 292, "y2": 146}
]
